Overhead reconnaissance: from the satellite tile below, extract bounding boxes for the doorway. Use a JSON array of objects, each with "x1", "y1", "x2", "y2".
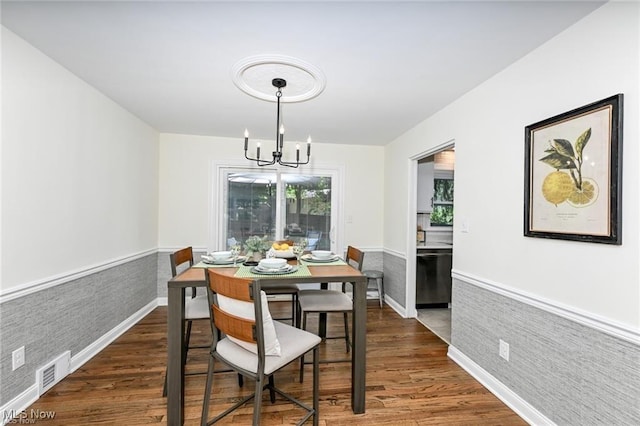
[{"x1": 409, "y1": 143, "x2": 455, "y2": 344}]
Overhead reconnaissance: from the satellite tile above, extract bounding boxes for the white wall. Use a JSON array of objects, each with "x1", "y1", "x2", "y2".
[
  {"x1": 158, "y1": 133, "x2": 384, "y2": 251},
  {"x1": 384, "y1": 2, "x2": 639, "y2": 328},
  {"x1": 1, "y1": 27, "x2": 160, "y2": 292}
]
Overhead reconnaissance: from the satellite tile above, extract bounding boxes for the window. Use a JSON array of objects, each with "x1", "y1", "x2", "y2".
[
  {"x1": 218, "y1": 167, "x2": 337, "y2": 251},
  {"x1": 430, "y1": 178, "x2": 454, "y2": 226}
]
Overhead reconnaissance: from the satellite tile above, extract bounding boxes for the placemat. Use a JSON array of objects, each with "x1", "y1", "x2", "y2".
[
  {"x1": 193, "y1": 261, "x2": 241, "y2": 269},
  {"x1": 300, "y1": 257, "x2": 347, "y2": 267},
  {"x1": 234, "y1": 264, "x2": 312, "y2": 278}
]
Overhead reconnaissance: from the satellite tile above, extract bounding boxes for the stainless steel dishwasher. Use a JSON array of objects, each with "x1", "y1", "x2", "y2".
[{"x1": 416, "y1": 249, "x2": 452, "y2": 308}]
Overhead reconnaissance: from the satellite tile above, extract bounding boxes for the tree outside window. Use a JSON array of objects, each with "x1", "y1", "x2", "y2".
[{"x1": 430, "y1": 178, "x2": 454, "y2": 226}]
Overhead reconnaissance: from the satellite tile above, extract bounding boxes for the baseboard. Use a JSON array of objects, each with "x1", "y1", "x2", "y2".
[
  {"x1": 382, "y1": 295, "x2": 407, "y2": 318},
  {"x1": 447, "y1": 345, "x2": 554, "y2": 426},
  {"x1": 0, "y1": 386, "x2": 39, "y2": 426},
  {"x1": 0, "y1": 300, "x2": 158, "y2": 425},
  {"x1": 70, "y1": 299, "x2": 158, "y2": 373}
]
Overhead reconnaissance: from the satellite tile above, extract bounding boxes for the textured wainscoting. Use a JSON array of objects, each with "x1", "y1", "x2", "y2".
[
  {"x1": 156, "y1": 249, "x2": 207, "y2": 299},
  {"x1": 361, "y1": 249, "x2": 382, "y2": 272},
  {"x1": 382, "y1": 251, "x2": 406, "y2": 309},
  {"x1": 451, "y1": 277, "x2": 640, "y2": 425},
  {"x1": 0, "y1": 254, "x2": 158, "y2": 406}
]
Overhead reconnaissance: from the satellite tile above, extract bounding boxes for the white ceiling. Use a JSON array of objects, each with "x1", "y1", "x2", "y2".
[{"x1": 1, "y1": 1, "x2": 604, "y2": 146}]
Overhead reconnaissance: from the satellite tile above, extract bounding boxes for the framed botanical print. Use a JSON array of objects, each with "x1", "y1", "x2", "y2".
[{"x1": 524, "y1": 94, "x2": 623, "y2": 245}]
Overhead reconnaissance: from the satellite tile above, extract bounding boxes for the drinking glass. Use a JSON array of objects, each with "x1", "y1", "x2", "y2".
[
  {"x1": 230, "y1": 245, "x2": 241, "y2": 266},
  {"x1": 292, "y1": 245, "x2": 304, "y2": 264}
]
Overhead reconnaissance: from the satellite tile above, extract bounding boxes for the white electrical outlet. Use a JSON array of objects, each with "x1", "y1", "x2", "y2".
[
  {"x1": 12, "y1": 346, "x2": 25, "y2": 370},
  {"x1": 499, "y1": 339, "x2": 510, "y2": 361}
]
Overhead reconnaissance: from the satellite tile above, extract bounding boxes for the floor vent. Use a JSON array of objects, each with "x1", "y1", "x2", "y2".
[{"x1": 36, "y1": 351, "x2": 70, "y2": 395}]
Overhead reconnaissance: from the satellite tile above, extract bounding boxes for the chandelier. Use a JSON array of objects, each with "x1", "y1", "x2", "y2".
[{"x1": 243, "y1": 78, "x2": 311, "y2": 168}]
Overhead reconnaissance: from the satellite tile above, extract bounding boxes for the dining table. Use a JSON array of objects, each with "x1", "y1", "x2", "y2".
[{"x1": 166, "y1": 256, "x2": 367, "y2": 425}]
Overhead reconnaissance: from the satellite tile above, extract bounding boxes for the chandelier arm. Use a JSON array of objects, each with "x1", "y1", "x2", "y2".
[
  {"x1": 278, "y1": 155, "x2": 311, "y2": 167},
  {"x1": 278, "y1": 162, "x2": 299, "y2": 169},
  {"x1": 244, "y1": 149, "x2": 276, "y2": 166}
]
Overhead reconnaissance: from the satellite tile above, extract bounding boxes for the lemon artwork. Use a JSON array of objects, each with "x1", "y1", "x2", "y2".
[
  {"x1": 541, "y1": 171, "x2": 574, "y2": 205},
  {"x1": 539, "y1": 128, "x2": 598, "y2": 208}
]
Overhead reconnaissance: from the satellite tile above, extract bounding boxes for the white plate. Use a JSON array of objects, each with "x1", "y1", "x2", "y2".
[
  {"x1": 202, "y1": 255, "x2": 247, "y2": 265},
  {"x1": 254, "y1": 264, "x2": 293, "y2": 273},
  {"x1": 301, "y1": 254, "x2": 339, "y2": 263},
  {"x1": 251, "y1": 265, "x2": 298, "y2": 275}
]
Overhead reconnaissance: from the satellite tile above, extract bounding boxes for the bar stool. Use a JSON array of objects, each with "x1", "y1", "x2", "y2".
[{"x1": 363, "y1": 270, "x2": 384, "y2": 308}]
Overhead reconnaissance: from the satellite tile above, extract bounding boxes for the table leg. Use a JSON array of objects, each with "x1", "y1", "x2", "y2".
[
  {"x1": 167, "y1": 286, "x2": 186, "y2": 425},
  {"x1": 351, "y1": 279, "x2": 366, "y2": 413},
  {"x1": 319, "y1": 282, "x2": 328, "y2": 338}
]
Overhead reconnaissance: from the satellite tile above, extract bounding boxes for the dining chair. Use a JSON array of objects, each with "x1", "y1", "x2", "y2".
[
  {"x1": 201, "y1": 269, "x2": 320, "y2": 426},
  {"x1": 306, "y1": 231, "x2": 322, "y2": 251},
  {"x1": 162, "y1": 247, "x2": 243, "y2": 396},
  {"x1": 264, "y1": 239, "x2": 299, "y2": 327},
  {"x1": 297, "y1": 245, "x2": 365, "y2": 382},
  {"x1": 162, "y1": 247, "x2": 210, "y2": 396}
]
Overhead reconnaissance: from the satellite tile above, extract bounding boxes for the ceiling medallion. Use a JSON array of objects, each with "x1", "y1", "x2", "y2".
[{"x1": 231, "y1": 54, "x2": 326, "y2": 103}]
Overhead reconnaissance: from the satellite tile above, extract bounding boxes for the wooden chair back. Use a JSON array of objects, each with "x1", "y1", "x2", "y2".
[
  {"x1": 211, "y1": 305, "x2": 255, "y2": 344},
  {"x1": 342, "y1": 246, "x2": 365, "y2": 293},
  {"x1": 170, "y1": 246, "x2": 194, "y2": 277},
  {"x1": 170, "y1": 247, "x2": 196, "y2": 298},
  {"x1": 205, "y1": 269, "x2": 258, "y2": 346},
  {"x1": 207, "y1": 270, "x2": 253, "y2": 302},
  {"x1": 346, "y1": 246, "x2": 365, "y2": 271}
]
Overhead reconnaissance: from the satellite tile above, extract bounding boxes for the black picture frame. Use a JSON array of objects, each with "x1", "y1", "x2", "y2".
[{"x1": 524, "y1": 94, "x2": 623, "y2": 245}]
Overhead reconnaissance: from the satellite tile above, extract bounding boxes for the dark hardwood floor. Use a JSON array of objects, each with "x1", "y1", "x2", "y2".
[{"x1": 22, "y1": 301, "x2": 526, "y2": 425}]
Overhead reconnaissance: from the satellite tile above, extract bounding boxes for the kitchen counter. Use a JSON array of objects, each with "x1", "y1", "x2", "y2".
[{"x1": 417, "y1": 243, "x2": 453, "y2": 250}]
